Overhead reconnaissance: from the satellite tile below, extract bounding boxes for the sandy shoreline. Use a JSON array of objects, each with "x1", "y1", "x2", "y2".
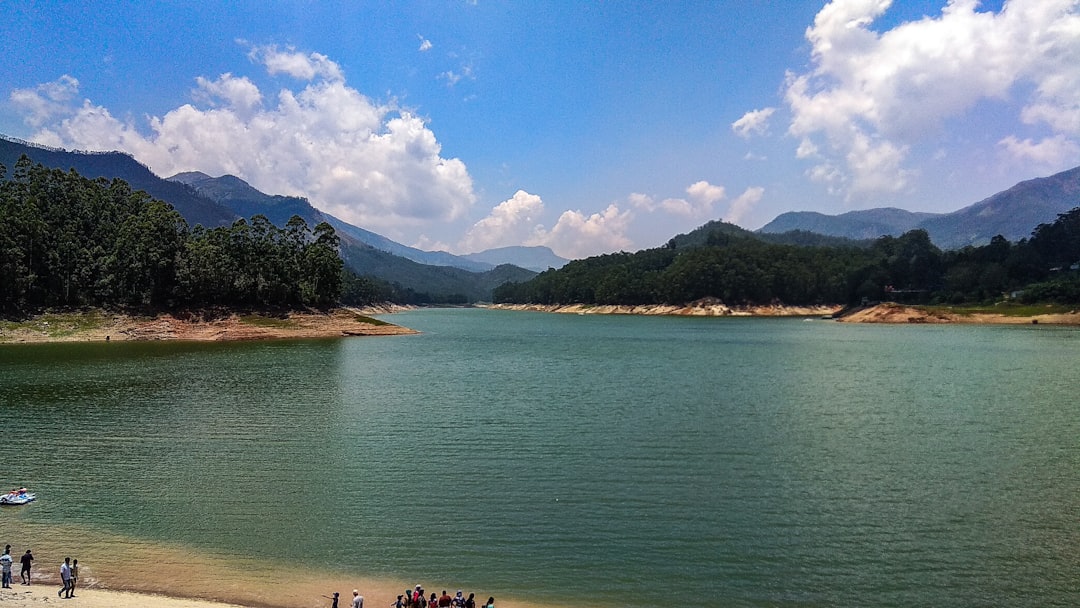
[
  {"x1": 835, "y1": 302, "x2": 1080, "y2": 324},
  {"x1": 482, "y1": 301, "x2": 841, "y2": 317},
  {"x1": 484, "y1": 301, "x2": 1080, "y2": 325},
  {"x1": 0, "y1": 522, "x2": 539, "y2": 608},
  {"x1": 0, "y1": 306, "x2": 416, "y2": 344},
  {"x1": 0, "y1": 587, "x2": 251, "y2": 608}
]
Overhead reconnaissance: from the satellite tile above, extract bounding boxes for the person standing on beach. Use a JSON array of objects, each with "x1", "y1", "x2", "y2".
[
  {"x1": 322, "y1": 591, "x2": 339, "y2": 608},
  {"x1": 20, "y1": 550, "x2": 33, "y2": 585},
  {"x1": 69, "y1": 559, "x2": 78, "y2": 596},
  {"x1": 58, "y1": 557, "x2": 72, "y2": 598},
  {"x1": 1, "y1": 545, "x2": 13, "y2": 588},
  {"x1": 352, "y1": 588, "x2": 364, "y2": 608}
]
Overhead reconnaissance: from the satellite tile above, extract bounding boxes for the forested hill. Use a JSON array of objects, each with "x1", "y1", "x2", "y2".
[
  {"x1": 0, "y1": 135, "x2": 237, "y2": 228},
  {"x1": 493, "y1": 212, "x2": 1080, "y2": 307},
  {"x1": 0, "y1": 138, "x2": 536, "y2": 303},
  {"x1": 0, "y1": 157, "x2": 344, "y2": 315},
  {"x1": 168, "y1": 172, "x2": 537, "y2": 303}
]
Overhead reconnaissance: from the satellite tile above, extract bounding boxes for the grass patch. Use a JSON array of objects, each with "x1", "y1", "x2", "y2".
[
  {"x1": 238, "y1": 314, "x2": 298, "y2": 328},
  {"x1": 0, "y1": 311, "x2": 110, "y2": 337},
  {"x1": 350, "y1": 313, "x2": 391, "y2": 326}
]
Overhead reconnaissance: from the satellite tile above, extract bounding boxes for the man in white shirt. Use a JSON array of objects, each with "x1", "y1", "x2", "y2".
[
  {"x1": 1, "y1": 545, "x2": 13, "y2": 588},
  {"x1": 351, "y1": 589, "x2": 364, "y2": 608},
  {"x1": 58, "y1": 558, "x2": 72, "y2": 598}
]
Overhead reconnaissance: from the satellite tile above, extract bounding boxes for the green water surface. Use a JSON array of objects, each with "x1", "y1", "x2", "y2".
[{"x1": 1, "y1": 309, "x2": 1078, "y2": 607}]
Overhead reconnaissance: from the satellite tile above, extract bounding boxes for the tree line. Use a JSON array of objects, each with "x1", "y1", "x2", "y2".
[
  {"x1": 0, "y1": 156, "x2": 357, "y2": 315},
  {"x1": 493, "y1": 208, "x2": 1080, "y2": 307}
]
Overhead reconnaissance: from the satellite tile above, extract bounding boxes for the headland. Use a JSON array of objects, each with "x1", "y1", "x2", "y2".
[{"x1": 0, "y1": 307, "x2": 416, "y2": 344}]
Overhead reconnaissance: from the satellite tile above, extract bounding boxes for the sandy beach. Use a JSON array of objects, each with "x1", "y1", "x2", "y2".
[
  {"x1": 0, "y1": 578, "x2": 521, "y2": 608},
  {"x1": 0, "y1": 587, "x2": 251, "y2": 608},
  {"x1": 0, "y1": 522, "x2": 534, "y2": 608}
]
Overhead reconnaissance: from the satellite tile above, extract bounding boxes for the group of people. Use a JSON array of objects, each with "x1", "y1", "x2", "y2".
[
  {"x1": 0, "y1": 545, "x2": 77, "y2": 599},
  {"x1": 326, "y1": 585, "x2": 494, "y2": 608},
  {"x1": 395, "y1": 587, "x2": 490, "y2": 608},
  {"x1": 0, "y1": 546, "x2": 33, "y2": 588}
]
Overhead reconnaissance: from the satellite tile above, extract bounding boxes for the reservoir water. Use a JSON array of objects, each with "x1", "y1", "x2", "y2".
[{"x1": 1, "y1": 309, "x2": 1078, "y2": 607}]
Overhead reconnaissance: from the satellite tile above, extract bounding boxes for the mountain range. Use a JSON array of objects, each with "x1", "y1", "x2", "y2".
[
  {"x1": 760, "y1": 166, "x2": 1080, "y2": 249},
  {"x1": 0, "y1": 135, "x2": 565, "y2": 301},
  {"x1": 5, "y1": 132, "x2": 1080, "y2": 294}
]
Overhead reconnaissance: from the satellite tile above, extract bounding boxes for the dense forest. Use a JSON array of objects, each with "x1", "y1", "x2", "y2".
[
  {"x1": 0, "y1": 156, "x2": 377, "y2": 315},
  {"x1": 494, "y1": 208, "x2": 1080, "y2": 307}
]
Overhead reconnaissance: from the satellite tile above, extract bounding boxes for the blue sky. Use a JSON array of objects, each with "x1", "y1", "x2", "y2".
[{"x1": 3, "y1": 1, "x2": 1078, "y2": 259}]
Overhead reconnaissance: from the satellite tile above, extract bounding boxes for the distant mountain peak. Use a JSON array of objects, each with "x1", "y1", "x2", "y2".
[
  {"x1": 462, "y1": 245, "x2": 569, "y2": 272},
  {"x1": 169, "y1": 170, "x2": 213, "y2": 184}
]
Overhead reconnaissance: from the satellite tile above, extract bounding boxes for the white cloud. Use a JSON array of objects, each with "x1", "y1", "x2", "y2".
[
  {"x1": 458, "y1": 192, "x2": 632, "y2": 259},
  {"x1": 192, "y1": 73, "x2": 263, "y2": 118},
  {"x1": 627, "y1": 192, "x2": 656, "y2": 211},
  {"x1": 626, "y1": 181, "x2": 726, "y2": 218},
  {"x1": 439, "y1": 64, "x2": 474, "y2": 87},
  {"x1": 23, "y1": 51, "x2": 476, "y2": 232},
  {"x1": 773, "y1": 0, "x2": 1080, "y2": 200},
  {"x1": 418, "y1": 35, "x2": 433, "y2": 52},
  {"x1": 536, "y1": 204, "x2": 634, "y2": 259},
  {"x1": 999, "y1": 134, "x2": 1080, "y2": 167},
  {"x1": 731, "y1": 107, "x2": 776, "y2": 139},
  {"x1": 10, "y1": 75, "x2": 80, "y2": 127},
  {"x1": 249, "y1": 45, "x2": 344, "y2": 81},
  {"x1": 459, "y1": 190, "x2": 545, "y2": 253},
  {"x1": 725, "y1": 187, "x2": 765, "y2": 225},
  {"x1": 413, "y1": 234, "x2": 452, "y2": 252},
  {"x1": 686, "y1": 180, "x2": 726, "y2": 207}
]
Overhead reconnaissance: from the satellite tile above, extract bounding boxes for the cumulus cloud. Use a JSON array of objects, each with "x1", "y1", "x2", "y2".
[
  {"x1": 773, "y1": 0, "x2": 1080, "y2": 200},
  {"x1": 731, "y1": 107, "x2": 775, "y2": 138},
  {"x1": 458, "y1": 191, "x2": 633, "y2": 259},
  {"x1": 459, "y1": 190, "x2": 545, "y2": 253},
  {"x1": 192, "y1": 73, "x2": 262, "y2": 117},
  {"x1": 628, "y1": 181, "x2": 727, "y2": 218},
  {"x1": 418, "y1": 36, "x2": 433, "y2": 52},
  {"x1": 10, "y1": 75, "x2": 81, "y2": 127},
  {"x1": 686, "y1": 180, "x2": 726, "y2": 207},
  {"x1": 999, "y1": 134, "x2": 1080, "y2": 167},
  {"x1": 20, "y1": 50, "x2": 476, "y2": 233},
  {"x1": 250, "y1": 45, "x2": 344, "y2": 81},
  {"x1": 537, "y1": 204, "x2": 634, "y2": 259},
  {"x1": 725, "y1": 187, "x2": 765, "y2": 225}
]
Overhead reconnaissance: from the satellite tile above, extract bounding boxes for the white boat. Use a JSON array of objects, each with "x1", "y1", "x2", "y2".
[{"x1": 0, "y1": 490, "x2": 35, "y2": 506}]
